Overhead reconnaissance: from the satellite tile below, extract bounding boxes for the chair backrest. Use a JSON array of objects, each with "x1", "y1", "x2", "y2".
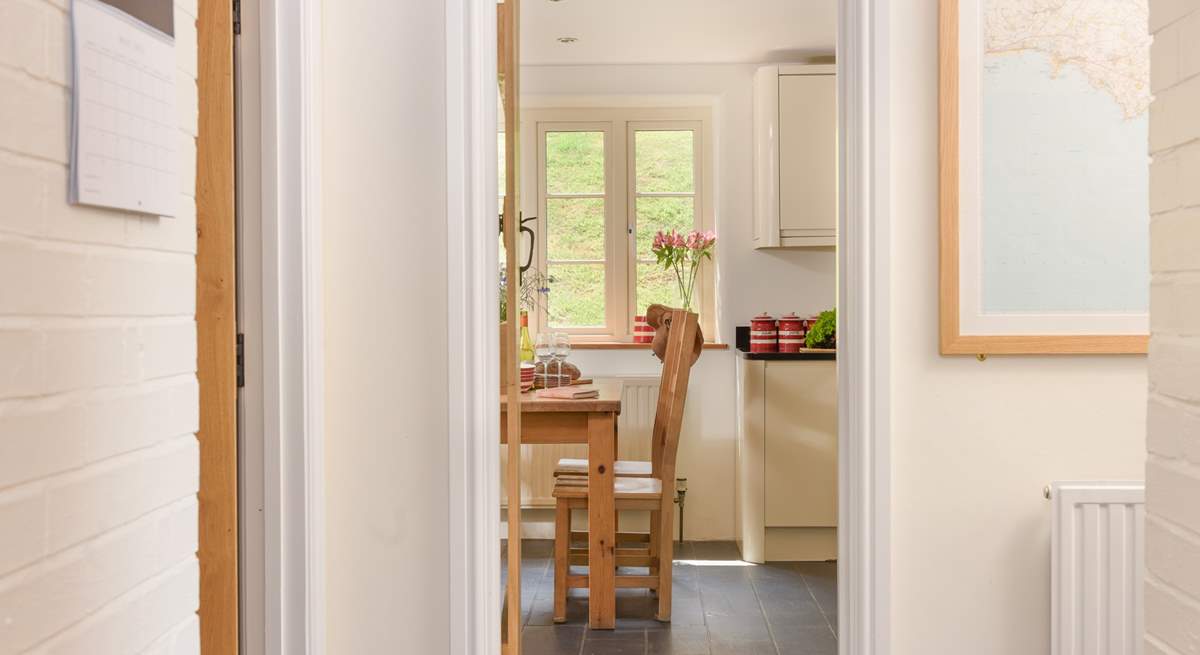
[{"x1": 650, "y1": 309, "x2": 700, "y2": 481}]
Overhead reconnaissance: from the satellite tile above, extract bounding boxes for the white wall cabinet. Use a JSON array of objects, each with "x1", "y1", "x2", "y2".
[
  {"x1": 753, "y1": 64, "x2": 837, "y2": 248},
  {"x1": 736, "y1": 356, "x2": 838, "y2": 562}
]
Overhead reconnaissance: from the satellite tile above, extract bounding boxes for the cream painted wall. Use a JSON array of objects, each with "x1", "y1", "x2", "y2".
[
  {"x1": 322, "y1": 1, "x2": 449, "y2": 652},
  {"x1": 889, "y1": 4, "x2": 1147, "y2": 654}
]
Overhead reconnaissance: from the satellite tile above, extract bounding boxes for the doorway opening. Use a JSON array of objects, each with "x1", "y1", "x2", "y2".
[{"x1": 485, "y1": 2, "x2": 890, "y2": 654}]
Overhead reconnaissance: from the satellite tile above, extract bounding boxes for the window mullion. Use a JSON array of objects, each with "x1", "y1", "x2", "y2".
[
  {"x1": 606, "y1": 120, "x2": 629, "y2": 340},
  {"x1": 624, "y1": 120, "x2": 639, "y2": 339},
  {"x1": 536, "y1": 123, "x2": 551, "y2": 334}
]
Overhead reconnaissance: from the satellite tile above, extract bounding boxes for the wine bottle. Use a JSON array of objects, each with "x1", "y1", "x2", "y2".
[{"x1": 519, "y1": 312, "x2": 534, "y2": 362}]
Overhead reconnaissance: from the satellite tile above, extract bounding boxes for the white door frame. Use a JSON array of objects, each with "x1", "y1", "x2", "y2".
[
  {"x1": 445, "y1": 1, "x2": 892, "y2": 655},
  {"x1": 836, "y1": 1, "x2": 892, "y2": 653},
  {"x1": 241, "y1": 0, "x2": 326, "y2": 653},
  {"x1": 446, "y1": 0, "x2": 503, "y2": 652},
  {"x1": 255, "y1": 0, "x2": 890, "y2": 652}
]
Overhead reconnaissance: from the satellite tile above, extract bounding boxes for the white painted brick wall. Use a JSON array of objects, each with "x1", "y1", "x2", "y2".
[
  {"x1": 1148, "y1": 2, "x2": 1200, "y2": 655},
  {"x1": 0, "y1": 1, "x2": 199, "y2": 653}
]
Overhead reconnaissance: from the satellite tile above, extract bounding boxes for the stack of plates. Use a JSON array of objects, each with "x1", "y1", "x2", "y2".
[{"x1": 520, "y1": 363, "x2": 536, "y2": 392}]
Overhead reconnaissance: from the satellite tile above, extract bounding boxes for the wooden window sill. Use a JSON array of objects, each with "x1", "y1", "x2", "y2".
[{"x1": 571, "y1": 341, "x2": 729, "y2": 350}]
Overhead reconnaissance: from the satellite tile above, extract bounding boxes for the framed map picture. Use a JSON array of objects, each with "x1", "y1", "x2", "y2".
[{"x1": 939, "y1": 0, "x2": 1151, "y2": 354}]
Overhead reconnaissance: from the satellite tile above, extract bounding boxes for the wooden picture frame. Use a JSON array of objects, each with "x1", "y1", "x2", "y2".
[{"x1": 938, "y1": 0, "x2": 1150, "y2": 355}]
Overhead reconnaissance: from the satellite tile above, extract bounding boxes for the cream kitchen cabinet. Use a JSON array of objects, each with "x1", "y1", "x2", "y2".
[
  {"x1": 735, "y1": 354, "x2": 838, "y2": 562},
  {"x1": 752, "y1": 64, "x2": 837, "y2": 248}
]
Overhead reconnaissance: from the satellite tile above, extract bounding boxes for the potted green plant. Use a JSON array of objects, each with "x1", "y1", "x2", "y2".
[{"x1": 805, "y1": 308, "x2": 837, "y2": 349}]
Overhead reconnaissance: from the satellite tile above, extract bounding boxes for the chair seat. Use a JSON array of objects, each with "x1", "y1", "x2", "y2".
[
  {"x1": 552, "y1": 475, "x2": 663, "y2": 500},
  {"x1": 554, "y1": 457, "x2": 653, "y2": 478}
]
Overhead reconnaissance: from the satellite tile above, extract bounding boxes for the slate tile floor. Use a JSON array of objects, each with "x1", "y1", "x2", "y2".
[{"x1": 502, "y1": 540, "x2": 837, "y2": 655}]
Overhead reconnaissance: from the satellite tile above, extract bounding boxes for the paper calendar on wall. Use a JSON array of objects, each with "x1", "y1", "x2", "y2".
[{"x1": 70, "y1": 0, "x2": 177, "y2": 217}]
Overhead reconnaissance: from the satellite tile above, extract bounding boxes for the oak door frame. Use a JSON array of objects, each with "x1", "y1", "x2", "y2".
[
  {"x1": 445, "y1": 0, "x2": 894, "y2": 654},
  {"x1": 197, "y1": 1, "x2": 240, "y2": 653}
]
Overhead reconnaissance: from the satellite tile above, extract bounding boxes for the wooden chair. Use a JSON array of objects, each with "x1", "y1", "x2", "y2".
[{"x1": 551, "y1": 309, "x2": 700, "y2": 623}]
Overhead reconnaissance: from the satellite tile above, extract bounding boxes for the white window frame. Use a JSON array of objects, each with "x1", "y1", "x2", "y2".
[{"x1": 525, "y1": 107, "x2": 715, "y2": 341}]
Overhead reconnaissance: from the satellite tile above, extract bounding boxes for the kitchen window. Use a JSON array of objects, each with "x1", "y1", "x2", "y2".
[{"x1": 529, "y1": 108, "x2": 714, "y2": 341}]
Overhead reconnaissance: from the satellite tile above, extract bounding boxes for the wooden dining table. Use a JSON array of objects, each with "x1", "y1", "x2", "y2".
[{"x1": 500, "y1": 379, "x2": 623, "y2": 629}]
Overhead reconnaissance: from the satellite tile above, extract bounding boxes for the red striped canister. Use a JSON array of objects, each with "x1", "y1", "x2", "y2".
[
  {"x1": 778, "y1": 312, "x2": 805, "y2": 352},
  {"x1": 750, "y1": 313, "x2": 778, "y2": 353},
  {"x1": 633, "y1": 315, "x2": 654, "y2": 343}
]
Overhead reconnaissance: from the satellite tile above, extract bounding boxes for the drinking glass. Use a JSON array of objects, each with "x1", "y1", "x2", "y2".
[
  {"x1": 552, "y1": 332, "x2": 571, "y2": 387},
  {"x1": 534, "y1": 333, "x2": 554, "y2": 387}
]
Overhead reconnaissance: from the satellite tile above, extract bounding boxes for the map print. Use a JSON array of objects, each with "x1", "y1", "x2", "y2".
[
  {"x1": 980, "y1": 0, "x2": 1151, "y2": 314},
  {"x1": 987, "y1": 0, "x2": 1152, "y2": 118}
]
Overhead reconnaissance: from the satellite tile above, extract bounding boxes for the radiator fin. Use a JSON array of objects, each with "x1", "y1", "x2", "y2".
[{"x1": 1051, "y1": 481, "x2": 1145, "y2": 655}]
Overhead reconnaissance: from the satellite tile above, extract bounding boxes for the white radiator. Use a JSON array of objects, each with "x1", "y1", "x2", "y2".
[
  {"x1": 1050, "y1": 481, "x2": 1145, "y2": 655},
  {"x1": 501, "y1": 376, "x2": 660, "y2": 507}
]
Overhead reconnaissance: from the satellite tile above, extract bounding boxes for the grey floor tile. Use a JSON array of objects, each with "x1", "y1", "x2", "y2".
[
  {"x1": 523, "y1": 625, "x2": 587, "y2": 654},
  {"x1": 803, "y1": 584, "x2": 836, "y2": 621},
  {"x1": 787, "y1": 562, "x2": 838, "y2": 626},
  {"x1": 821, "y1": 610, "x2": 838, "y2": 636},
  {"x1": 708, "y1": 638, "x2": 776, "y2": 655},
  {"x1": 789, "y1": 561, "x2": 835, "y2": 581},
  {"x1": 614, "y1": 591, "x2": 664, "y2": 629},
  {"x1": 703, "y1": 613, "x2": 771, "y2": 643},
  {"x1": 697, "y1": 575, "x2": 762, "y2": 618},
  {"x1": 760, "y1": 594, "x2": 829, "y2": 629},
  {"x1": 646, "y1": 624, "x2": 710, "y2": 655},
  {"x1": 527, "y1": 596, "x2": 558, "y2": 627},
  {"x1": 582, "y1": 628, "x2": 648, "y2": 655},
  {"x1": 772, "y1": 624, "x2": 837, "y2": 655},
  {"x1": 662, "y1": 597, "x2": 706, "y2": 627},
  {"x1": 664, "y1": 573, "x2": 701, "y2": 600},
  {"x1": 516, "y1": 541, "x2": 837, "y2": 655}
]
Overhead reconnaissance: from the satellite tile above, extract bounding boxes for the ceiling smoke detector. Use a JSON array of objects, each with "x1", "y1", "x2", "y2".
[{"x1": 556, "y1": 36, "x2": 578, "y2": 44}]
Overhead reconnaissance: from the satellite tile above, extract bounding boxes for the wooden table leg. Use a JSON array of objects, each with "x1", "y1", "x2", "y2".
[{"x1": 587, "y1": 411, "x2": 617, "y2": 629}]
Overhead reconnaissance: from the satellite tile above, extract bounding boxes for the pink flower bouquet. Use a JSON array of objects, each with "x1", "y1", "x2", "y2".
[{"x1": 650, "y1": 229, "x2": 716, "y2": 312}]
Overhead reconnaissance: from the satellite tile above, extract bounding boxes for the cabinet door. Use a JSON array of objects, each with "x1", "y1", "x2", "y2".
[
  {"x1": 764, "y1": 361, "x2": 837, "y2": 527},
  {"x1": 736, "y1": 358, "x2": 767, "y2": 562},
  {"x1": 778, "y1": 74, "x2": 836, "y2": 236}
]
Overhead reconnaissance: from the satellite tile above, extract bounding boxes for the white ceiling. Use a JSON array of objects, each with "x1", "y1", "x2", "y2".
[{"x1": 520, "y1": 0, "x2": 837, "y2": 66}]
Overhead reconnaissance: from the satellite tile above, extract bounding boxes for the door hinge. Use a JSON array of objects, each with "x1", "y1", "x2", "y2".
[
  {"x1": 232, "y1": 0, "x2": 241, "y2": 35},
  {"x1": 236, "y1": 333, "x2": 245, "y2": 388}
]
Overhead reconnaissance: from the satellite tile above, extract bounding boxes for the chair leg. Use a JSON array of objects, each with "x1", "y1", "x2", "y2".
[
  {"x1": 648, "y1": 509, "x2": 660, "y2": 595},
  {"x1": 554, "y1": 500, "x2": 569, "y2": 623},
  {"x1": 656, "y1": 503, "x2": 674, "y2": 622}
]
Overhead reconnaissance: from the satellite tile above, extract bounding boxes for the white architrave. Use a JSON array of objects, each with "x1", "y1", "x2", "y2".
[
  {"x1": 837, "y1": 0, "x2": 892, "y2": 653},
  {"x1": 446, "y1": 0, "x2": 503, "y2": 654},
  {"x1": 256, "y1": 0, "x2": 325, "y2": 652}
]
